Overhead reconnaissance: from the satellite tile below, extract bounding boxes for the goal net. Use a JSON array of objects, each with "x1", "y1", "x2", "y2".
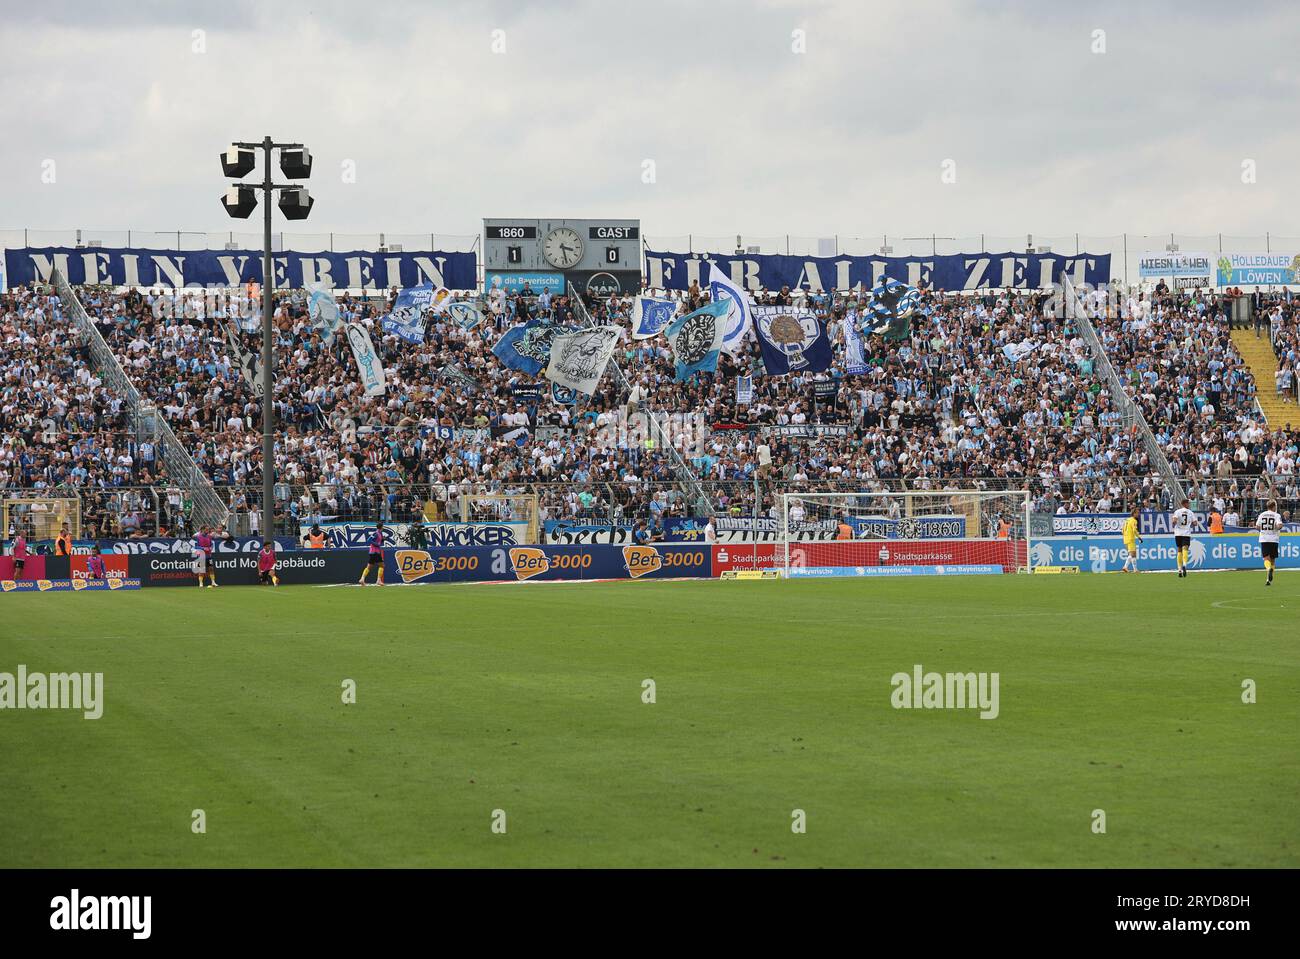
[
  {"x1": 461, "y1": 493, "x2": 540, "y2": 545},
  {"x1": 779, "y1": 489, "x2": 1030, "y2": 577}
]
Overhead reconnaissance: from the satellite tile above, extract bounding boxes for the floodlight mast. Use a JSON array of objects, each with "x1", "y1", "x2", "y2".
[{"x1": 220, "y1": 137, "x2": 312, "y2": 545}]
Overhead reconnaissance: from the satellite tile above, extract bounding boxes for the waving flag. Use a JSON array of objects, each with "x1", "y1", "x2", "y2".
[
  {"x1": 752, "y1": 306, "x2": 833, "y2": 375},
  {"x1": 221, "y1": 321, "x2": 263, "y2": 397},
  {"x1": 492, "y1": 321, "x2": 571, "y2": 375},
  {"x1": 665, "y1": 300, "x2": 728, "y2": 381},
  {"x1": 708, "y1": 263, "x2": 753, "y2": 355},
  {"x1": 447, "y1": 300, "x2": 484, "y2": 331},
  {"x1": 345, "y1": 323, "x2": 386, "y2": 397},
  {"x1": 381, "y1": 283, "x2": 443, "y2": 344},
  {"x1": 545, "y1": 325, "x2": 621, "y2": 395},
  {"x1": 631, "y1": 296, "x2": 676, "y2": 339},
  {"x1": 860, "y1": 277, "x2": 924, "y2": 341},
  {"x1": 306, "y1": 281, "x2": 341, "y2": 343},
  {"x1": 843, "y1": 312, "x2": 869, "y2": 374}
]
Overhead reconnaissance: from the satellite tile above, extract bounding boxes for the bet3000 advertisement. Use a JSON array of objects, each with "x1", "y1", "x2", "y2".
[{"x1": 385, "y1": 544, "x2": 710, "y2": 584}]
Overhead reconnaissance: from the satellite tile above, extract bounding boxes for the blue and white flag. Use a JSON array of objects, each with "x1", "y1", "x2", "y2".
[
  {"x1": 381, "y1": 283, "x2": 444, "y2": 344},
  {"x1": 752, "y1": 305, "x2": 833, "y2": 375},
  {"x1": 306, "y1": 280, "x2": 341, "y2": 343},
  {"x1": 843, "y1": 311, "x2": 869, "y2": 374},
  {"x1": 551, "y1": 381, "x2": 578, "y2": 405},
  {"x1": 631, "y1": 296, "x2": 676, "y2": 340},
  {"x1": 545, "y1": 325, "x2": 621, "y2": 395},
  {"x1": 1002, "y1": 340, "x2": 1039, "y2": 362},
  {"x1": 708, "y1": 263, "x2": 752, "y2": 355},
  {"x1": 492, "y1": 321, "x2": 571, "y2": 376},
  {"x1": 736, "y1": 375, "x2": 753, "y2": 405},
  {"x1": 447, "y1": 300, "x2": 484, "y2": 331},
  {"x1": 860, "y1": 277, "x2": 925, "y2": 340},
  {"x1": 345, "y1": 322, "x2": 386, "y2": 397},
  {"x1": 665, "y1": 300, "x2": 728, "y2": 381}
]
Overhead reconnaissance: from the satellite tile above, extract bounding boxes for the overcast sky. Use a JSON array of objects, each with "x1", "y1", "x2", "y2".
[{"x1": 2, "y1": 0, "x2": 1298, "y2": 247}]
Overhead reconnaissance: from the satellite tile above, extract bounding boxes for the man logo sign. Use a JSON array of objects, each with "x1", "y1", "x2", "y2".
[{"x1": 621, "y1": 545, "x2": 663, "y2": 579}]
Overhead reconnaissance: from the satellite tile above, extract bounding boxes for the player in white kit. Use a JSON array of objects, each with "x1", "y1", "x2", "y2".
[
  {"x1": 1255, "y1": 499, "x2": 1283, "y2": 587},
  {"x1": 1171, "y1": 499, "x2": 1197, "y2": 578}
]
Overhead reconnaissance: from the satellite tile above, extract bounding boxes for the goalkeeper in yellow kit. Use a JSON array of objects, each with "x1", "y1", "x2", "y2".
[{"x1": 1121, "y1": 507, "x2": 1143, "y2": 573}]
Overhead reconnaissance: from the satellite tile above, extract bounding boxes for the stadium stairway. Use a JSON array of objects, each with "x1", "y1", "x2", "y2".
[{"x1": 1230, "y1": 328, "x2": 1292, "y2": 428}]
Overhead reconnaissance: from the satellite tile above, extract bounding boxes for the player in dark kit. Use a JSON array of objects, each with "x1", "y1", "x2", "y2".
[{"x1": 358, "y1": 522, "x2": 386, "y2": 586}]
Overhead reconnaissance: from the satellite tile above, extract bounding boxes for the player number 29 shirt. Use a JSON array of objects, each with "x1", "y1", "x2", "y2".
[
  {"x1": 1171, "y1": 508, "x2": 1195, "y2": 537},
  {"x1": 1257, "y1": 511, "x2": 1282, "y2": 544}
]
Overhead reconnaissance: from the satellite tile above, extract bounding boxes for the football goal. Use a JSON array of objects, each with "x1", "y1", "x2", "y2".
[{"x1": 778, "y1": 489, "x2": 1031, "y2": 577}]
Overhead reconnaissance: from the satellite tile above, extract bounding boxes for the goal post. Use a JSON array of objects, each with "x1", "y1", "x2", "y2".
[
  {"x1": 779, "y1": 489, "x2": 1031, "y2": 577},
  {"x1": 3, "y1": 497, "x2": 82, "y2": 543}
]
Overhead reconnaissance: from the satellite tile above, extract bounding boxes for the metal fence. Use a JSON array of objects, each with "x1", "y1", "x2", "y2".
[
  {"x1": 1, "y1": 228, "x2": 478, "y2": 254},
  {"x1": 27, "y1": 475, "x2": 1298, "y2": 542}
]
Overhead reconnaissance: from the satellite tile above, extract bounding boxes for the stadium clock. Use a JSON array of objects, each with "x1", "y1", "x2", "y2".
[{"x1": 542, "y1": 226, "x2": 584, "y2": 269}]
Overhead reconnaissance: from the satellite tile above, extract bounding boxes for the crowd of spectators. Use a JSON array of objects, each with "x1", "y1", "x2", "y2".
[{"x1": 2, "y1": 274, "x2": 1298, "y2": 538}]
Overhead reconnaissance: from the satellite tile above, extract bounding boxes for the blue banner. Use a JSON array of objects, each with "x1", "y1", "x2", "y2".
[
  {"x1": 645, "y1": 249, "x2": 1111, "y2": 293},
  {"x1": 1029, "y1": 534, "x2": 1299, "y2": 573},
  {"x1": 381, "y1": 283, "x2": 438, "y2": 343},
  {"x1": 753, "y1": 306, "x2": 833, "y2": 374},
  {"x1": 4, "y1": 246, "x2": 477, "y2": 291},
  {"x1": 492, "y1": 322, "x2": 573, "y2": 375},
  {"x1": 385, "y1": 544, "x2": 710, "y2": 584},
  {"x1": 665, "y1": 300, "x2": 728, "y2": 381}
]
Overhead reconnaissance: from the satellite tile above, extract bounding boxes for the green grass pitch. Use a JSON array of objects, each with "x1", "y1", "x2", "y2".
[{"x1": 1, "y1": 572, "x2": 1296, "y2": 868}]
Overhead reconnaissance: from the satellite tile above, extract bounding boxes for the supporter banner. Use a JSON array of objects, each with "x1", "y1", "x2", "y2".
[
  {"x1": 1214, "y1": 253, "x2": 1300, "y2": 287},
  {"x1": 644, "y1": 249, "x2": 1111, "y2": 293},
  {"x1": 736, "y1": 375, "x2": 753, "y2": 405},
  {"x1": 1028, "y1": 534, "x2": 1299, "y2": 573},
  {"x1": 103, "y1": 536, "x2": 295, "y2": 554},
  {"x1": 789, "y1": 540, "x2": 1023, "y2": 571},
  {"x1": 346, "y1": 322, "x2": 386, "y2": 396},
  {"x1": 753, "y1": 306, "x2": 833, "y2": 374},
  {"x1": 385, "y1": 544, "x2": 710, "y2": 584},
  {"x1": 543, "y1": 521, "x2": 635, "y2": 544},
  {"x1": 1052, "y1": 512, "x2": 1129, "y2": 535},
  {"x1": 711, "y1": 543, "x2": 778, "y2": 576},
  {"x1": 4, "y1": 246, "x2": 477, "y2": 290},
  {"x1": 666, "y1": 514, "x2": 968, "y2": 543},
  {"x1": 222, "y1": 320, "x2": 263, "y2": 397},
  {"x1": 1137, "y1": 252, "x2": 1214, "y2": 279},
  {"x1": 300, "y1": 522, "x2": 530, "y2": 549},
  {"x1": 1173, "y1": 275, "x2": 1211, "y2": 291},
  {"x1": 768, "y1": 424, "x2": 852, "y2": 439}
]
